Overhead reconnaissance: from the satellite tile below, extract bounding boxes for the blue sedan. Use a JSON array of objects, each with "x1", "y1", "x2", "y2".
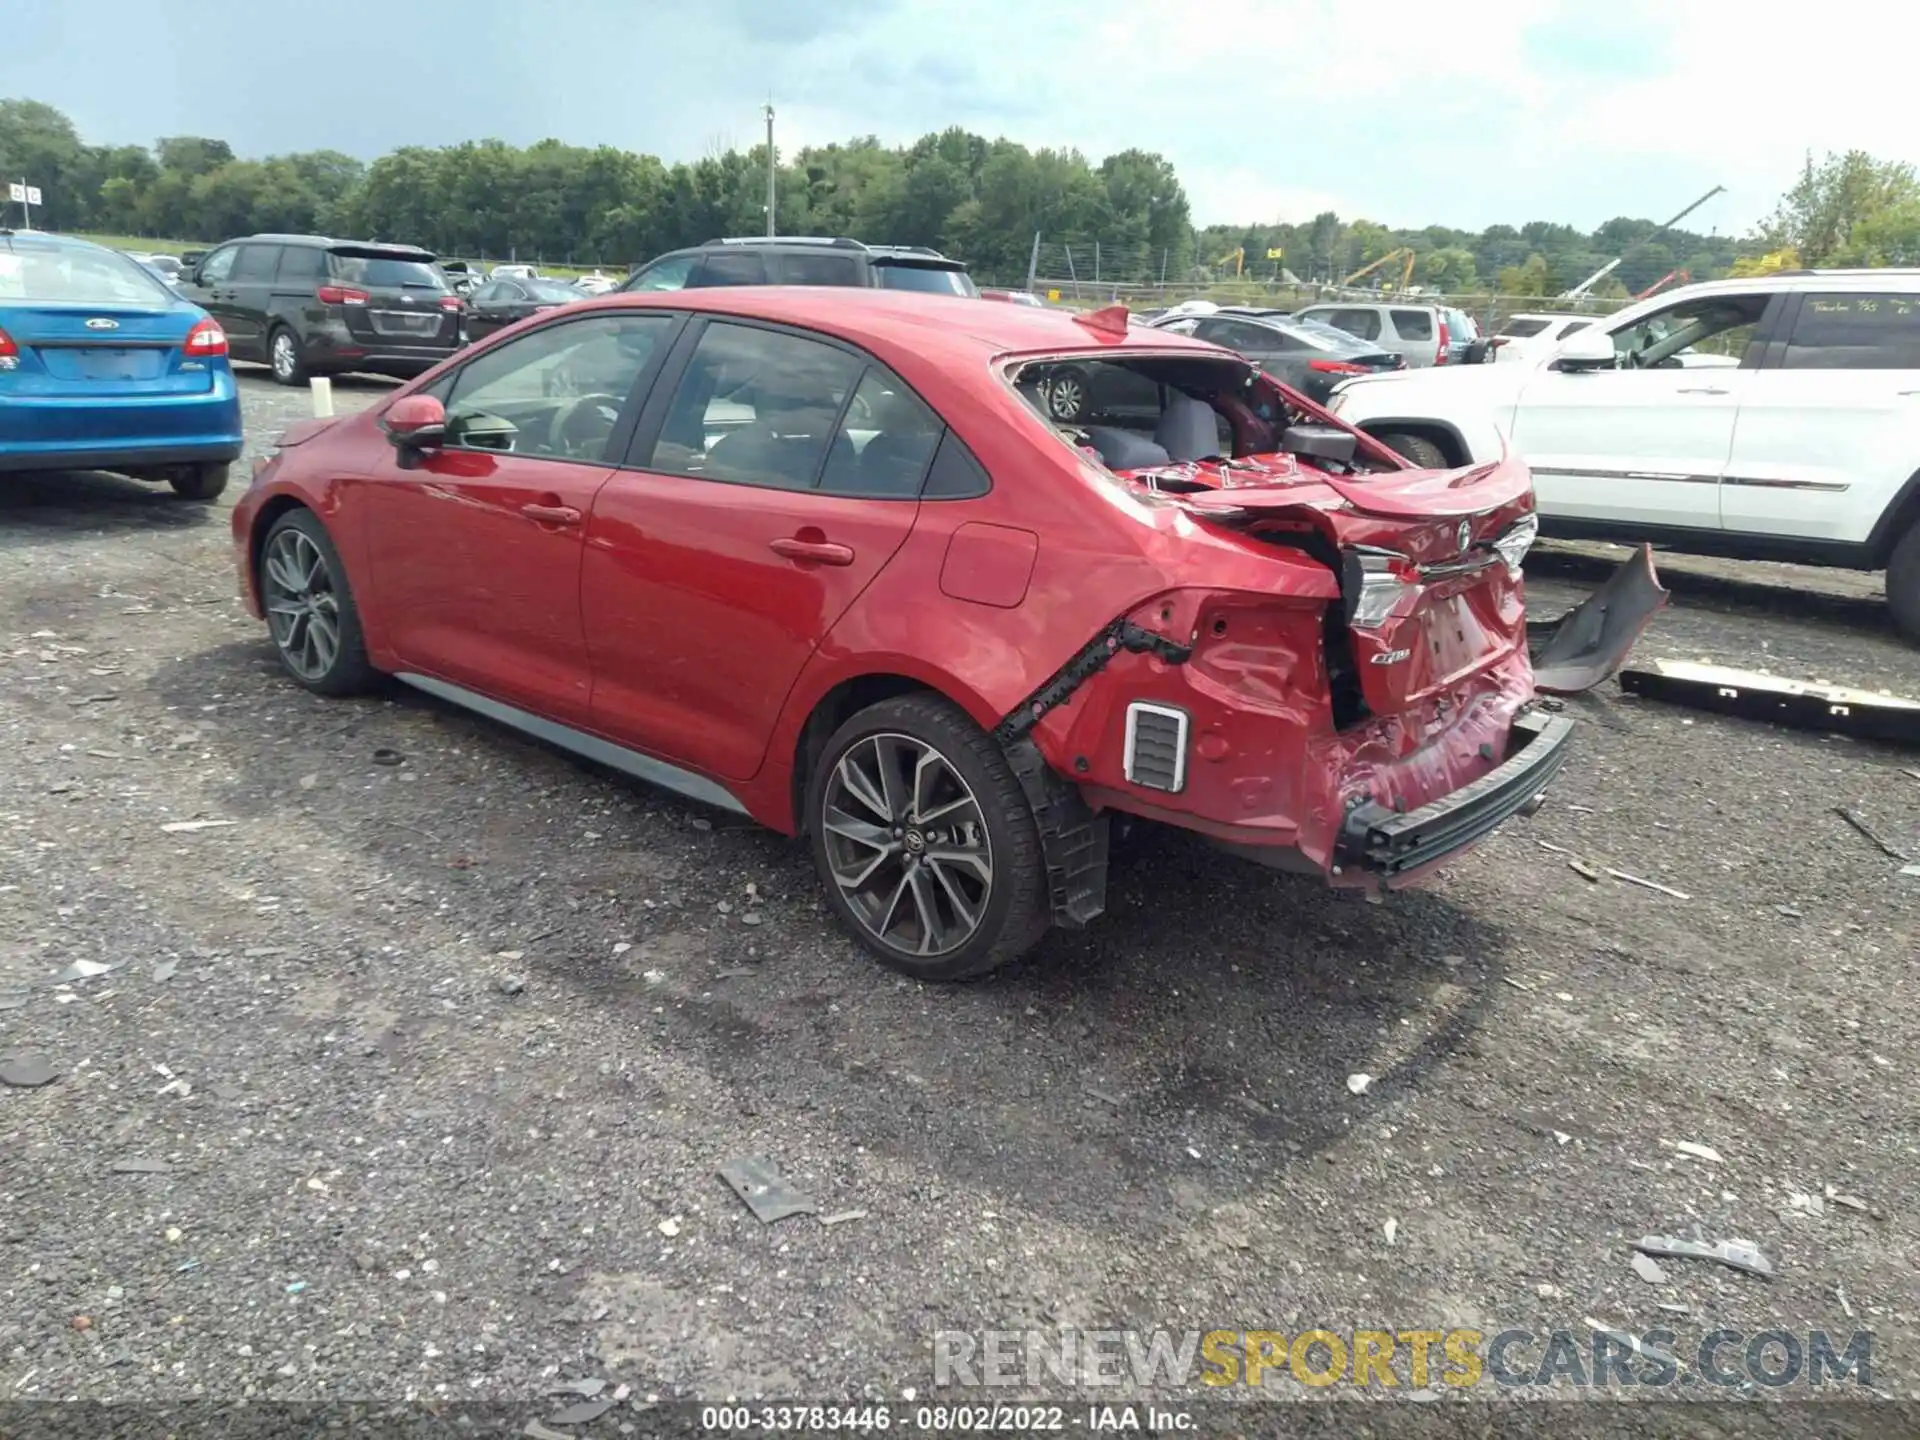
[{"x1": 0, "y1": 231, "x2": 243, "y2": 500}]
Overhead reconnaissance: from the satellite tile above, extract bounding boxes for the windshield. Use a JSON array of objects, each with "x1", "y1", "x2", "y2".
[
  {"x1": 1499, "y1": 317, "x2": 1551, "y2": 338},
  {"x1": 874, "y1": 263, "x2": 976, "y2": 297},
  {"x1": 0, "y1": 246, "x2": 175, "y2": 305},
  {"x1": 329, "y1": 253, "x2": 448, "y2": 290}
]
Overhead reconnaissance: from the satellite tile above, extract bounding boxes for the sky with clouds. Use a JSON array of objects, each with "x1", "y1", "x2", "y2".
[{"x1": 10, "y1": 0, "x2": 1911, "y2": 235}]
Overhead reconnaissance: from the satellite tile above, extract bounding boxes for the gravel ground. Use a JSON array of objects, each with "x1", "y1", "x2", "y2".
[{"x1": 2, "y1": 371, "x2": 1917, "y2": 1431}]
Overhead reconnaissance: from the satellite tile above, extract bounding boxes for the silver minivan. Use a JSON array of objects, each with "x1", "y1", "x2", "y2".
[{"x1": 1292, "y1": 302, "x2": 1486, "y2": 368}]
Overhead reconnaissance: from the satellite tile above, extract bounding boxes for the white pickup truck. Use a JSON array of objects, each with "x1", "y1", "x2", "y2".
[{"x1": 1325, "y1": 272, "x2": 1920, "y2": 638}]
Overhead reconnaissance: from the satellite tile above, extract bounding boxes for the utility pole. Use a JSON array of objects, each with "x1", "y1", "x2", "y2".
[
  {"x1": 763, "y1": 102, "x2": 776, "y2": 238},
  {"x1": 1025, "y1": 231, "x2": 1041, "y2": 293}
]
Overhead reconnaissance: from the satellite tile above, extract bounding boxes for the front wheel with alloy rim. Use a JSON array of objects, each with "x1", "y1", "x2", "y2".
[
  {"x1": 807, "y1": 695, "x2": 1050, "y2": 981},
  {"x1": 259, "y1": 509, "x2": 379, "y2": 696},
  {"x1": 268, "y1": 326, "x2": 307, "y2": 386}
]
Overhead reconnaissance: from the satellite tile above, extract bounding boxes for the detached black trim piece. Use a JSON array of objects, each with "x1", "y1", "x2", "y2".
[
  {"x1": 1619, "y1": 661, "x2": 1920, "y2": 746},
  {"x1": 993, "y1": 619, "x2": 1192, "y2": 745},
  {"x1": 1005, "y1": 738, "x2": 1110, "y2": 929},
  {"x1": 1335, "y1": 710, "x2": 1575, "y2": 877}
]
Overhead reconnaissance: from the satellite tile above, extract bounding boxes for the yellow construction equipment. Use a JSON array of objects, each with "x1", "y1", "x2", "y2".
[
  {"x1": 1214, "y1": 246, "x2": 1244, "y2": 277},
  {"x1": 1341, "y1": 247, "x2": 1415, "y2": 290}
]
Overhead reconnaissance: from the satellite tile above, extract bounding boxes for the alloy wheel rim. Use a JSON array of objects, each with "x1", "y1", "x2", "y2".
[
  {"x1": 273, "y1": 333, "x2": 295, "y2": 378},
  {"x1": 821, "y1": 733, "x2": 994, "y2": 958},
  {"x1": 262, "y1": 529, "x2": 340, "y2": 681},
  {"x1": 1049, "y1": 375, "x2": 1083, "y2": 419}
]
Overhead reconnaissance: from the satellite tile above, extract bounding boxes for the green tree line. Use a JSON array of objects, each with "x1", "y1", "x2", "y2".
[{"x1": 6, "y1": 95, "x2": 1920, "y2": 293}]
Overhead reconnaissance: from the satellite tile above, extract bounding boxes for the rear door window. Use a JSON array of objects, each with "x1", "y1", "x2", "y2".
[
  {"x1": 1391, "y1": 308, "x2": 1433, "y2": 341},
  {"x1": 689, "y1": 251, "x2": 769, "y2": 288},
  {"x1": 646, "y1": 321, "x2": 863, "y2": 490},
  {"x1": 232, "y1": 245, "x2": 280, "y2": 283},
  {"x1": 778, "y1": 251, "x2": 864, "y2": 286},
  {"x1": 817, "y1": 369, "x2": 945, "y2": 497},
  {"x1": 1323, "y1": 308, "x2": 1383, "y2": 341},
  {"x1": 1555, "y1": 320, "x2": 1592, "y2": 340},
  {"x1": 1501, "y1": 318, "x2": 1550, "y2": 338},
  {"x1": 1195, "y1": 319, "x2": 1278, "y2": 353},
  {"x1": 1781, "y1": 293, "x2": 1920, "y2": 369}
]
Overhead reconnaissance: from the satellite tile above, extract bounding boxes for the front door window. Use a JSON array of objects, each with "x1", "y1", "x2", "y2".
[{"x1": 441, "y1": 314, "x2": 675, "y2": 461}]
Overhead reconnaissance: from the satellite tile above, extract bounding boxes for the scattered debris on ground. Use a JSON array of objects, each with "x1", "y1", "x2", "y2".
[
  {"x1": 1634, "y1": 1234, "x2": 1775, "y2": 1280},
  {"x1": 719, "y1": 1155, "x2": 816, "y2": 1223},
  {"x1": 0, "y1": 1055, "x2": 61, "y2": 1088}
]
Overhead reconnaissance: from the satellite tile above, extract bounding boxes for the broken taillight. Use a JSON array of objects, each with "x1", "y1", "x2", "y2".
[
  {"x1": 1492, "y1": 513, "x2": 1539, "y2": 577},
  {"x1": 1341, "y1": 548, "x2": 1421, "y2": 629}
]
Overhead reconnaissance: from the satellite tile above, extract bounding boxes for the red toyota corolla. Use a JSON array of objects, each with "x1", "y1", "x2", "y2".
[{"x1": 233, "y1": 288, "x2": 1600, "y2": 980}]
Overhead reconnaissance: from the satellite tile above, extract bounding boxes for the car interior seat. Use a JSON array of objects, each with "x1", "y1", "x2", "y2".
[{"x1": 1153, "y1": 391, "x2": 1221, "y2": 462}]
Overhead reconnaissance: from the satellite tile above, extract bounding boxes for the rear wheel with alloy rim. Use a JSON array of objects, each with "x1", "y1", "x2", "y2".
[
  {"x1": 260, "y1": 509, "x2": 378, "y2": 696},
  {"x1": 1045, "y1": 366, "x2": 1090, "y2": 423},
  {"x1": 808, "y1": 695, "x2": 1049, "y2": 980},
  {"x1": 269, "y1": 326, "x2": 307, "y2": 386}
]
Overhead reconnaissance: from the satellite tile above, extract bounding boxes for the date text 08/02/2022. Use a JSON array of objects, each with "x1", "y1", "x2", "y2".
[{"x1": 698, "y1": 1403, "x2": 1194, "y2": 1431}]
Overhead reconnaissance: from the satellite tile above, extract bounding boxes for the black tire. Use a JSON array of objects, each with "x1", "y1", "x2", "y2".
[
  {"x1": 1888, "y1": 519, "x2": 1920, "y2": 643},
  {"x1": 168, "y1": 463, "x2": 229, "y2": 501},
  {"x1": 1045, "y1": 366, "x2": 1092, "y2": 424},
  {"x1": 258, "y1": 508, "x2": 379, "y2": 696},
  {"x1": 806, "y1": 694, "x2": 1050, "y2": 981},
  {"x1": 268, "y1": 325, "x2": 307, "y2": 387},
  {"x1": 1377, "y1": 430, "x2": 1450, "y2": 469}
]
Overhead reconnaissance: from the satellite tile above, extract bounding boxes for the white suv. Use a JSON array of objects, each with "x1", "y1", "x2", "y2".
[{"x1": 1325, "y1": 271, "x2": 1920, "y2": 638}]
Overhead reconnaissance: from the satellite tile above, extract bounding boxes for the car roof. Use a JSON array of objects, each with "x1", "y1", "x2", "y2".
[{"x1": 579, "y1": 287, "x2": 1218, "y2": 364}]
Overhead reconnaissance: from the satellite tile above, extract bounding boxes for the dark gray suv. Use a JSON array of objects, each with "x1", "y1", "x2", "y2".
[
  {"x1": 177, "y1": 234, "x2": 464, "y2": 385},
  {"x1": 619, "y1": 236, "x2": 978, "y2": 297}
]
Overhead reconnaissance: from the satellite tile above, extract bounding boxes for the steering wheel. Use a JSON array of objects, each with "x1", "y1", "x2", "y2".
[{"x1": 552, "y1": 393, "x2": 622, "y2": 459}]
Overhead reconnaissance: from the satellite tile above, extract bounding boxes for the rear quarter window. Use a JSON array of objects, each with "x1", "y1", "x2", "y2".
[
  {"x1": 275, "y1": 247, "x2": 325, "y2": 284},
  {"x1": 1783, "y1": 293, "x2": 1920, "y2": 370},
  {"x1": 779, "y1": 252, "x2": 864, "y2": 286},
  {"x1": 689, "y1": 251, "x2": 770, "y2": 287}
]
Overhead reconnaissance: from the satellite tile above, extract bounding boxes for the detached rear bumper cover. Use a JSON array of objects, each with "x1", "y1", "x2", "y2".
[
  {"x1": 1334, "y1": 709, "x2": 1573, "y2": 877},
  {"x1": 1530, "y1": 543, "x2": 1668, "y2": 694}
]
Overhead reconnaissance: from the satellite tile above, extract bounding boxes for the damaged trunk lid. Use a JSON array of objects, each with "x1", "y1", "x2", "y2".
[{"x1": 1155, "y1": 452, "x2": 1537, "y2": 718}]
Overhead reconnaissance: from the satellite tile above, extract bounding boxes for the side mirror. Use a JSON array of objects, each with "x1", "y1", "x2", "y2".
[
  {"x1": 384, "y1": 393, "x2": 447, "y2": 450},
  {"x1": 1552, "y1": 327, "x2": 1618, "y2": 371}
]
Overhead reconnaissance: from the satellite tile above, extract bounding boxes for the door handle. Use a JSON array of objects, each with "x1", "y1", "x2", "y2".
[
  {"x1": 769, "y1": 536, "x2": 855, "y2": 566},
  {"x1": 1676, "y1": 386, "x2": 1729, "y2": 395},
  {"x1": 521, "y1": 502, "x2": 582, "y2": 525}
]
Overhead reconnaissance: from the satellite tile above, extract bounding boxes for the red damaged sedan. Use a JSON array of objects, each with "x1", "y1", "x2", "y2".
[{"x1": 233, "y1": 289, "x2": 1650, "y2": 980}]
